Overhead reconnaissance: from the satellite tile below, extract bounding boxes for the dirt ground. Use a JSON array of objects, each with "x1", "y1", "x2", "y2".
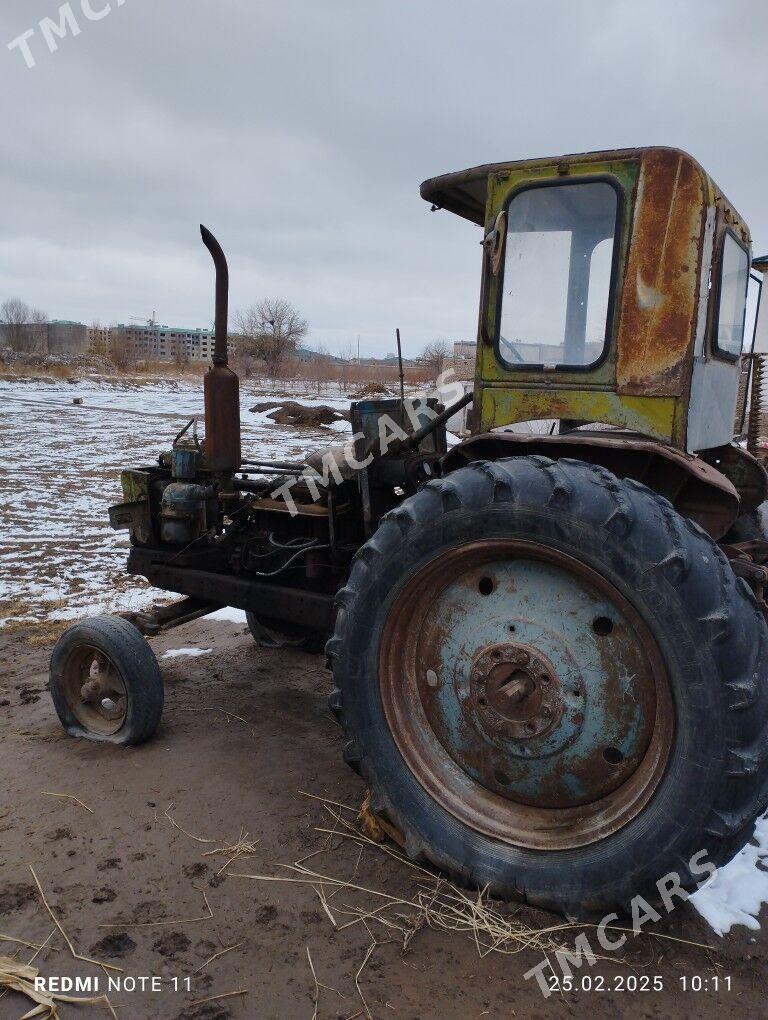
[{"x1": 1, "y1": 618, "x2": 766, "y2": 1020}]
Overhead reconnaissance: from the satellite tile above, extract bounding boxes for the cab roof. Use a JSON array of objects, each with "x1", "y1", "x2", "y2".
[{"x1": 419, "y1": 146, "x2": 748, "y2": 239}]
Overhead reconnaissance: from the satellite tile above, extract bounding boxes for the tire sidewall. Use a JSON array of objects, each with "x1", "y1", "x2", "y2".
[
  {"x1": 340, "y1": 499, "x2": 728, "y2": 914},
  {"x1": 50, "y1": 617, "x2": 163, "y2": 746}
]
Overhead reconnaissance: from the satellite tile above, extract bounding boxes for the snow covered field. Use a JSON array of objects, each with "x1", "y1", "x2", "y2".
[{"x1": 0, "y1": 375, "x2": 350, "y2": 627}]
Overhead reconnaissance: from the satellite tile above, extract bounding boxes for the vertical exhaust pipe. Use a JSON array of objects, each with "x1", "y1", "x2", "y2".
[{"x1": 200, "y1": 225, "x2": 241, "y2": 473}]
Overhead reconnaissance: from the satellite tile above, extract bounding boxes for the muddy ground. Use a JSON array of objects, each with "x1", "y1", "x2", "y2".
[{"x1": 1, "y1": 619, "x2": 766, "y2": 1020}]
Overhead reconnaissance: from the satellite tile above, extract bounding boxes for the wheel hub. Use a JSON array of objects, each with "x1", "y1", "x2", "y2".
[
  {"x1": 471, "y1": 642, "x2": 564, "y2": 739},
  {"x1": 60, "y1": 646, "x2": 129, "y2": 734},
  {"x1": 379, "y1": 539, "x2": 674, "y2": 850}
]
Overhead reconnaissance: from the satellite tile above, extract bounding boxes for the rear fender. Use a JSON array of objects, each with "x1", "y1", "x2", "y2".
[{"x1": 442, "y1": 431, "x2": 762, "y2": 540}]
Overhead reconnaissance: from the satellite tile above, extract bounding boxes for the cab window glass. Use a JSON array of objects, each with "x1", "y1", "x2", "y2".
[
  {"x1": 715, "y1": 233, "x2": 749, "y2": 358},
  {"x1": 498, "y1": 181, "x2": 618, "y2": 369}
]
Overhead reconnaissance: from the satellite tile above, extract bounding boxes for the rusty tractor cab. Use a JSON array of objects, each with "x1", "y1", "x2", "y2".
[{"x1": 51, "y1": 147, "x2": 768, "y2": 919}]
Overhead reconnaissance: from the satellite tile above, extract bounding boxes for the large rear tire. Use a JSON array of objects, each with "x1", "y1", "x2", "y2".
[{"x1": 327, "y1": 456, "x2": 768, "y2": 917}]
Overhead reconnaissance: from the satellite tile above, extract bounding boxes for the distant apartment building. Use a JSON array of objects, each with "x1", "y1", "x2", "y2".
[
  {"x1": 87, "y1": 324, "x2": 112, "y2": 354},
  {"x1": 453, "y1": 340, "x2": 477, "y2": 362},
  {"x1": 112, "y1": 323, "x2": 217, "y2": 362},
  {"x1": 48, "y1": 320, "x2": 89, "y2": 355},
  {"x1": 0, "y1": 320, "x2": 88, "y2": 355},
  {"x1": 450, "y1": 340, "x2": 477, "y2": 379}
]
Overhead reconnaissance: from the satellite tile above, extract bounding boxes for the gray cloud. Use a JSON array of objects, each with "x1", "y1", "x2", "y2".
[{"x1": 1, "y1": 0, "x2": 766, "y2": 356}]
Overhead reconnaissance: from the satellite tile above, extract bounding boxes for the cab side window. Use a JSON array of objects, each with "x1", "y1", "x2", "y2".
[{"x1": 714, "y1": 232, "x2": 750, "y2": 359}]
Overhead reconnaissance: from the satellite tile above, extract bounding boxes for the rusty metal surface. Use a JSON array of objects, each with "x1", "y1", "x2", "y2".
[
  {"x1": 443, "y1": 430, "x2": 741, "y2": 538},
  {"x1": 747, "y1": 353, "x2": 768, "y2": 459},
  {"x1": 616, "y1": 149, "x2": 705, "y2": 397},
  {"x1": 469, "y1": 642, "x2": 567, "y2": 742},
  {"x1": 199, "y1": 225, "x2": 242, "y2": 473},
  {"x1": 200, "y1": 225, "x2": 230, "y2": 366},
  {"x1": 378, "y1": 539, "x2": 673, "y2": 850},
  {"x1": 429, "y1": 146, "x2": 752, "y2": 456},
  {"x1": 698, "y1": 442, "x2": 768, "y2": 514},
  {"x1": 59, "y1": 645, "x2": 128, "y2": 736},
  {"x1": 203, "y1": 363, "x2": 242, "y2": 473},
  {"x1": 422, "y1": 146, "x2": 669, "y2": 226}
]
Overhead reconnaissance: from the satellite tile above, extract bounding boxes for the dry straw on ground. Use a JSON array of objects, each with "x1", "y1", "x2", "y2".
[
  {"x1": 228, "y1": 790, "x2": 719, "y2": 1018},
  {"x1": 97, "y1": 885, "x2": 213, "y2": 930},
  {"x1": 41, "y1": 792, "x2": 94, "y2": 814},
  {"x1": 164, "y1": 803, "x2": 261, "y2": 874},
  {"x1": 0, "y1": 955, "x2": 118, "y2": 1020},
  {"x1": 1, "y1": 870, "x2": 121, "y2": 1018}
]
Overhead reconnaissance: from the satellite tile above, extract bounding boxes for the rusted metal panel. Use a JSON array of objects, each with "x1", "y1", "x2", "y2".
[
  {"x1": 616, "y1": 149, "x2": 706, "y2": 397},
  {"x1": 200, "y1": 226, "x2": 242, "y2": 473},
  {"x1": 423, "y1": 146, "x2": 653, "y2": 226},
  {"x1": 747, "y1": 353, "x2": 768, "y2": 459},
  {"x1": 203, "y1": 363, "x2": 242, "y2": 473},
  {"x1": 481, "y1": 385, "x2": 678, "y2": 444}
]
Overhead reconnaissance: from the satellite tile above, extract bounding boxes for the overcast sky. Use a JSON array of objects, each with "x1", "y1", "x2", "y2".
[{"x1": 1, "y1": 0, "x2": 766, "y2": 357}]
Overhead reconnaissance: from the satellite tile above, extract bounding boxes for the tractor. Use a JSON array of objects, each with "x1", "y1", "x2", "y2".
[{"x1": 50, "y1": 147, "x2": 768, "y2": 917}]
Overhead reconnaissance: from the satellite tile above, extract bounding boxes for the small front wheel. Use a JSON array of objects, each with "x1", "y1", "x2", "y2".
[{"x1": 50, "y1": 616, "x2": 164, "y2": 745}]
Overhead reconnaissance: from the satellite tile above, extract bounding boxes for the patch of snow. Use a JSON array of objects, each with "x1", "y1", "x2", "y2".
[
  {"x1": 691, "y1": 813, "x2": 768, "y2": 935},
  {"x1": 207, "y1": 607, "x2": 248, "y2": 624},
  {"x1": 162, "y1": 647, "x2": 212, "y2": 659},
  {"x1": 0, "y1": 378, "x2": 352, "y2": 628}
]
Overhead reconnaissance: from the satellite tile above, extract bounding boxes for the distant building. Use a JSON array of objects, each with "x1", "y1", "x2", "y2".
[
  {"x1": 0, "y1": 320, "x2": 88, "y2": 355},
  {"x1": 88, "y1": 324, "x2": 112, "y2": 354},
  {"x1": 450, "y1": 340, "x2": 477, "y2": 380},
  {"x1": 47, "y1": 321, "x2": 88, "y2": 355},
  {"x1": 112, "y1": 323, "x2": 218, "y2": 363},
  {"x1": 453, "y1": 341, "x2": 477, "y2": 362}
]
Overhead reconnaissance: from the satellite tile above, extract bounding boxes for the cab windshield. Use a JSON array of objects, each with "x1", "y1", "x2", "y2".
[{"x1": 498, "y1": 180, "x2": 619, "y2": 369}]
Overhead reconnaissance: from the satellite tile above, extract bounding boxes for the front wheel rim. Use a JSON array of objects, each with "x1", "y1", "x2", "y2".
[
  {"x1": 379, "y1": 539, "x2": 674, "y2": 851},
  {"x1": 59, "y1": 644, "x2": 129, "y2": 735}
]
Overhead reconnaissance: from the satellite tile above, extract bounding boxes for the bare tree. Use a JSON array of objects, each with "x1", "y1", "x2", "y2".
[
  {"x1": 173, "y1": 342, "x2": 191, "y2": 371},
  {"x1": 29, "y1": 307, "x2": 48, "y2": 324},
  {"x1": 234, "y1": 298, "x2": 308, "y2": 380},
  {"x1": 305, "y1": 344, "x2": 331, "y2": 395},
  {"x1": 1, "y1": 298, "x2": 31, "y2": 351},
  {"x1": 337, "y1": 339, "x2": 356, "y2": 389},
  {"x1": 109, "y1": 325, "x2": 137, "y2": 371},
  {"x1": 421, "y1": 339, "x2": 452, "y2": 381}
]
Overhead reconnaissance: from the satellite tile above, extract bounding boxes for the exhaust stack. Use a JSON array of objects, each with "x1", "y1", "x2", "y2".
[{"x1": 200, "y1": 225, "x2": 241, "y2": 473}]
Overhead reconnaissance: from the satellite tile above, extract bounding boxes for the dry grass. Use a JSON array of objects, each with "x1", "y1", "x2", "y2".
[
  {"x1": 29, "y1": 866, "x2": 123, "y2": 974},
  {"x1": 0, "y1": 955, "x2": 118, "y2": 1019},
  {"x1": 192, "y1": 941, "x2": 245, "y2": 976},
  {"x1": 164, "y1": 803, "x2": 261, "y2": 875},
  {"x1": 0, "y1": 359, "x2": 73, "y2": 381},
  {"x1": 188, "y1": 988, "x2": 248, "y2": 1008},
  {"x1": 97, "y1": 885, "x2": 213, "y2": 930},
  {"x1": 0, "y1": 613, "x2": 72, "y2": 647},
  {"x1": 202, "y1": 828, "x2": 261, "y2": 877},
  {"x1": 227, "y1": 791, "x2": 719, "y2": 1017},
  {"x1": 41, "y1": 792, "x2": 94, "y2": 814}
]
